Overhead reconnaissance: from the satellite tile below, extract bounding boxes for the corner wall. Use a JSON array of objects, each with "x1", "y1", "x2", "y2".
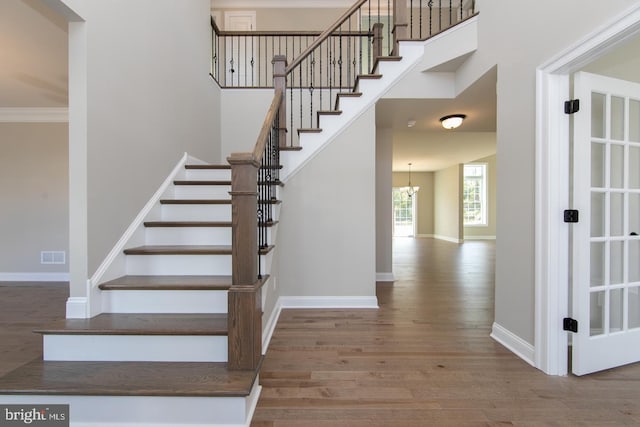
[
  {"x1": 277, "y1": 106, "x2": 377, "y2": 303},
  {"x1": 434, "y1": 164, "x2": 463, "y2": 242},
  {"x1": 0, "y1": 123, "x2": 69, "y2": 280},
  {"x1": 79, "y1": 0, "x2": 220, "y2": 276}
]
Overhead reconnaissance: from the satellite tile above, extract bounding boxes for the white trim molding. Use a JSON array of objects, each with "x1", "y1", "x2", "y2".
[
  {"x1": 0, "y1": 108, "x2": 68, "y2": 123},
  {"x1": 66, "y1": 297, "x2": 88, "y2": 318},
  {"x1": 0, "y1": 272, "x2": 69, "y2": 282},
  {"x1": 464, "y1": 235, "x2": 496, "y2": 241},
  {"x1": 535, "y1": 1, "x2": 640, "y2": 376},
  {"x1": 491, "y1": 322, "x2": 535, "y2": 367},
  {"x1": 433, "y1": 234, "x2": 463, "y2": 244},
  {"x1": 279, "y1": 296, "x2": 379, "y2": 309},
  {"x1": 376, "y1": 272, "x2": 395, "y2": 282}
]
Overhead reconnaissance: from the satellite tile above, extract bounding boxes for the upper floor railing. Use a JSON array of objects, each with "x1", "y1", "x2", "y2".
[{"x1": 210, "y1": 0, "x2": 475, "y2": 89}]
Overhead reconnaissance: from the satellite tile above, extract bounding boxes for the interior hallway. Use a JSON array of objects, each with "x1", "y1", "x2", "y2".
[{"x1": 252, "y1": 238, "x2": 640, "y2": 426}]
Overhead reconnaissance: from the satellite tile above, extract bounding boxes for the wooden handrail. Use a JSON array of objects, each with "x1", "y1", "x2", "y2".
[
  {"x1": 251, "y1": 88, "x2": 283, "y2": 164},
  {"x1": 285, "y1": 0, "x2": 369, "y2": 74}
]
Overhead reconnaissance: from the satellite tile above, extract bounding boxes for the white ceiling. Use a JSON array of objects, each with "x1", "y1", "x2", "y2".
[{"x1": 377, "y1": 67, "x2": 498, "y2": 172}]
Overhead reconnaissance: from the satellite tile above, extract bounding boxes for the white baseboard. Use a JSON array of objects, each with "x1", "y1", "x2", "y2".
[
  {"x1": 490, "y1": 322, "x2": 535, "y2": 367},
  {"x1": 464, "y1": 235, "x2": 497, "y2": 240},
  {"x1": 0, "y1": 272, "x2": 69, "y2": 282},
  {"x1": 262, "y1": 300, "x2": 283, "y2": 352},
  {"x1": 433, "y1": 235, "x2": 463, "y2": 244},
  {"x1": 376, "y1": 272, "x2": 395, "y2": 282},
  {"x1": 279, "y1": 296, "x2": 379, "y2": 309},
  {"x1": 66, "y1": 297, "x2": 88, "y2": 318},
  {"x1": 0, "y1": 107, "x2": 68, "y2": 122}
]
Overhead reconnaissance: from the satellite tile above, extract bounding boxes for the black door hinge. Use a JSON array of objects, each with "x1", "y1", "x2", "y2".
[
  {"x1": 563, "y1": 317, "x2": 578, "y2": 333},
  {"x1": 564, "y1": 210, "x2": 579, "y2": 223},
  {"x1": 564, "y1": 99, "x2": 580, "y2": 114}
]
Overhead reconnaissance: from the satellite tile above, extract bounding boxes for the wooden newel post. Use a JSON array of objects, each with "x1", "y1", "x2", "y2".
[
  {"x1": 272, "y1": 55, "x2": 288, "y2": 148},
  {"x1": 393, "y1": 0, "x2": 408, "y2": 55},
  {"x1": 227, "y1": 153, "x2": 262, "y2": 370},
  {"x1": 372, "y1": 23, "x2": 384, "y2": 64}
]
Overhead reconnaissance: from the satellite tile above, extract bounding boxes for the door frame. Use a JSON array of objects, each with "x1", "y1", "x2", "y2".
[{"x1": 535, "y1": 3, "x2": 640, "y2": 375}]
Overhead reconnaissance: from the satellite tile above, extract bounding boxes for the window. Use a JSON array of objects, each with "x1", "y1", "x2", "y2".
[
  {"x1": 463, "y1": 164, "x2": 487, "y2": 226},
  {"x1": 393, "y1": 188, "x2": 416, "y2": 237}
]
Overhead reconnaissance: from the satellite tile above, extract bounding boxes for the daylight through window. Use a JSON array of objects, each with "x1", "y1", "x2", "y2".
[{"x1": 463, "y1": 164, "x2": 487, "y2": 226}]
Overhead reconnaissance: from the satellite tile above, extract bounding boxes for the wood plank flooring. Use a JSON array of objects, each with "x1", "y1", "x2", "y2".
[{"x1": 252, "y1": 238, "x2": 640, "y2": 426}]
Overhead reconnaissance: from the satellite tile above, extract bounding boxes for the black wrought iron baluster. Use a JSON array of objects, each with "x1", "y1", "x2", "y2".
[
  {"x1": 387, "y1": 0, "x2": 391, "y2": 55},
  {"x1": 358, "y1": 7, "x2": 363, "y2": 75},
  {"x1": 338, "y1": 27, "x2": 343, "y2": 91},
  {"x1": 251, "y1": 35, "x2": 255, "y2": 86},
  {"x1": 460, "y1": 0, "x2": 463, "y2": 21},
  {"x1": 310, "y1": 55, "x2": 315, "y2": 128},
  {"x1": 449, "y1": 0, "x2": 452, "y2": 25},
  {"x1": 410, "y1": 0, "x2": 413, "y2": 38},
  {"x1": 347, "y1": 16, "x2": 352, "y2": 90},
  {"x1": 319, "y1": 42, "x2": 323, "y2": 112},
  {"x1": 428, "y1": 0, "x2": 433, "y2": 36},
  {"x1": 230, "y1": 36, "x2": 235, "y2": 86},
  {"x1": 420, "y1": 0, "x2": 423, "y2": 38}
]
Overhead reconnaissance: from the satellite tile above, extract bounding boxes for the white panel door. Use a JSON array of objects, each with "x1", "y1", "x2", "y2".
[
  {"x1": 572, "y1": 71, "x2": 640, "y2": 375},
  {"x1": 224, "y1": 11, "x2": 256, "y2": 86}
]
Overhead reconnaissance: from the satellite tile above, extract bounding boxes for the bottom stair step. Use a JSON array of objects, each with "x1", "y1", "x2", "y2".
[
  {"x1": 36, "y1": 314, "x2": 229, "y2": 362},
  {"x1": 0, "y1": 359, "x2": 260, "y2": 426}
]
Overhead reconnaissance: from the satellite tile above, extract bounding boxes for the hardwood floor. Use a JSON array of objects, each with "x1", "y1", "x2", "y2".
[
  {"x1": 252, "y1": 238, "x2": 640, "y2": 426},
  {"x1": 1, "y1": 240, "x2": 640, "y2": 425},
  {"x1": 0, "y1": 282, "x2": 67, "y2": 377}
]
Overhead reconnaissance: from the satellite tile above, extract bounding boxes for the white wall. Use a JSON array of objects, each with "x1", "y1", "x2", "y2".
[
  {"x1": 456, "y1": 0, "x2": 637, "y2": 345},
  {"x1": 220, "y1": 89, "x2": 273, "y2": 159},
  {"x1": 434, "y1": 164, "x2": 462, "y2": 242},
  {"x1": 65, "y1": 0, "x2": 220, "y2": 285},
  {"x1": 0, "y1": 123, "x2": 68, "y2": 278},
  {"x1": 376, "y1": 128, "x2": 393, "y2": 279},
  {"x1": 277, "y1": 105, "x2": 376, "y2": 298}
]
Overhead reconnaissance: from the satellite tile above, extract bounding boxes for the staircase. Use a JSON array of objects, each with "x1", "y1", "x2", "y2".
[
  {"x1": 0, "y1": 0, "x2": 478, "y2": 424},
  {"x1": 0, "y1": 164, "x2": 274, "y2": 426}
]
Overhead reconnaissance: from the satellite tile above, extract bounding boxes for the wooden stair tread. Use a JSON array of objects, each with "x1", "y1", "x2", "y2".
[
  {"x1": 144, "y1": 221, "x2": 232, "y2": 227},
  {"x1": 0, "y1": 359, "x2": 257, "y2": 397},
  {"x1": 124, "y1": 245, "x2": 233, "y2": 255},
  {"x1": 280, "y1": 146, "x2": 304, "y2": 151},
  {"x1": 160, "y1": 199, "x2": 231, "y2": 205},
  {"x1": 317, "y1": 110, "x2": 342, "y2": 115},
  {"x1": 99, "y1": 275, "x2": 233, "y2": 290},
  {"x1": 185, "y1": 164, "x2": 231, "y2": 170},
  {"x1": 35, "y1": 313, "x2": 228, "y2": 336}
]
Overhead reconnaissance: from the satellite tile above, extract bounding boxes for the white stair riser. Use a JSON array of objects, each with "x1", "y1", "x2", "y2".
[
  {"x1": 161, "y1": 204, "x2": 231, "y2": 221},
  {"x1": 185, "y1": 169, "x2": 231, "y2": 181},
  {"x1": 0, "y1": 383, "x2": 260, "y2": 426},
  {"x1": 126, "y1": 254, "x2": 232, "y2": 276},
  {"x1": 145, "y1": 227, "x2": 232, "y2": 246},
  {"x1": 102, "y1": 290, "x2": 227, "y2": 314},
  {"x1": 174, "y1": 185, "x2": 231, "y2": 199},
  {"x1": 43, "y1": 335, "x2": 227, "y2": 362}
]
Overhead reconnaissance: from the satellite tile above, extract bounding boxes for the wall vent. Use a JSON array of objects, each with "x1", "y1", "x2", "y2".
[{"x1": 41, "y1": 251, "x2": 66, "y2": 265}]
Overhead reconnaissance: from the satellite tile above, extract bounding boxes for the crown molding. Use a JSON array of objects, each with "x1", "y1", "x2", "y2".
[
  {"x1": 212, "y1": 0, "x2": 353, "y2": 8},
  {"x1": 0, "y1": 108, "x2": 68, "y2": 123}
]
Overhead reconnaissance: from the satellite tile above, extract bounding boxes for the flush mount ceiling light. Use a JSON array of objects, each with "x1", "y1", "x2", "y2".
[
  {"x1": 407, "y1": 119, "x2": 416, "y2": 128},
  {"x1": 440, "y1": 114, "x2": 466, "y2": 130}
]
